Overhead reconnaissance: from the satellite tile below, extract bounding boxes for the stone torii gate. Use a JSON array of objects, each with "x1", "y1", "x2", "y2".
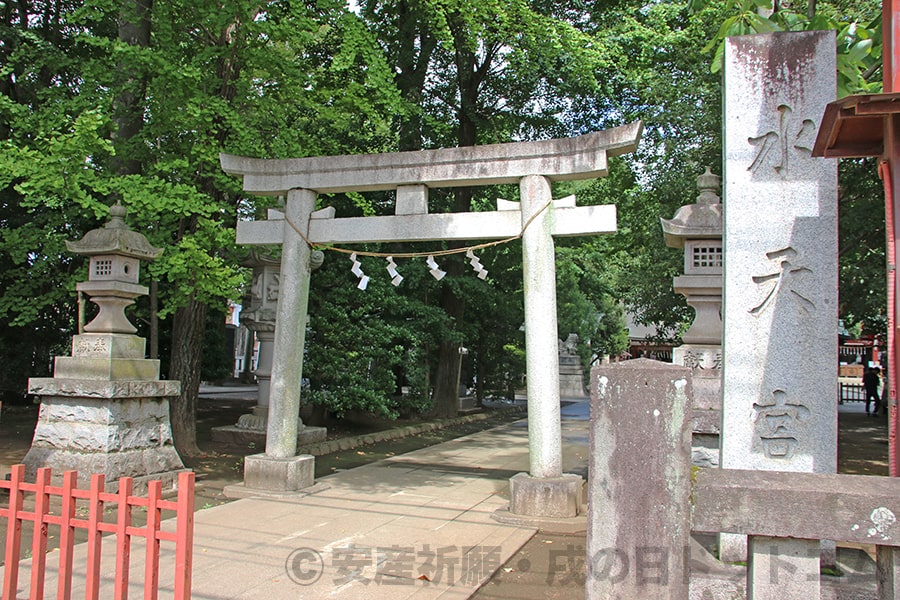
[{"x1": 221, "y1": 122, "x2": 642, "y2": 517}]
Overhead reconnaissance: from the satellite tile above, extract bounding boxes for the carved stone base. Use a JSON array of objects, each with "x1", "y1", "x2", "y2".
[
  {"x1": 24, "y1": 393, "x2": 184, "y2": 492},
  {"x1": 241, "y1": 453, "x2": 315, "y2": 492},
  {"x1": 558, "y1": 354, "x2": 587, "y2": 397},
  {"x1": 508, "y1": 472, "x2": 583, "y2": 518}
]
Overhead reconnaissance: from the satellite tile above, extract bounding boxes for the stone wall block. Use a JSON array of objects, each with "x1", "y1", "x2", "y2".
[
  {"x1": 31, "y1": 422, "x2": 74, "y2": 449},
  {"x1": 24, "y1": 396, "x2": 184, "y2": 487},
  {"x1": 41, "y1": 400, "x2": 110, "y2": 424},
  {"x1": 142, "y1": 447, "x2": 182, "y2": 474},
  {"x1": 70, "y1": 424, "x2": 115, "y2": 452}
]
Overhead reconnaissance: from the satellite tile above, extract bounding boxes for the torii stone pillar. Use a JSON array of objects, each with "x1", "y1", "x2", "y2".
[{"x1": 221, "y1": 123, "x2": 642, "y2": 514}]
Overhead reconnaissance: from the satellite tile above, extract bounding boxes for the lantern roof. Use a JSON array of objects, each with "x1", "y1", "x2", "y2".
[
  {"x1": 660, "y1": 167, "x2": 723, "y2": 248},
  {"x1": 66, "y1": 202, "x2": 161, "y2": 260}
]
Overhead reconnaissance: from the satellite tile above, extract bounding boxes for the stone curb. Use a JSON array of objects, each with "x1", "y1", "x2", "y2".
[{"x1": 296, "y1": 405, "x2": 527, "y2": 457}]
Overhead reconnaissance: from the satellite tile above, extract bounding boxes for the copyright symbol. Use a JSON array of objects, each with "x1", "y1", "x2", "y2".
[{"x1": 285, "y1": 547, "x2": 324, "y2": 585}]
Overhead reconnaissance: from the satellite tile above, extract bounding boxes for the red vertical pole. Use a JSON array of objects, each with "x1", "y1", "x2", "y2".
[
  {"x1": 56, "y1": 471, "x2": 77, "y2": 600},
  {"x1": 173, "y1": 472, "x2": 195, "y2": 600},
  {"x1": 143, "y1": 480, "x2": 162, "y2": 600},
  {"x1": 3, "y1": 464, "x2": 25, "y2": 600},
  {"x1": 29, "y1": 468, "x2": 51, "y2": 600},
  {"x1": 114, "y1": 478, "x2": 133, "y2": 600},
  {"x1": 885, "y1": 0, "x2": 900, "y2": 476},
  {"x1": 881, "y1": 158, "x2": 899, "y2": 476},
  {"x1": 84, "y1": 474, "x2": 105, "y2": 600}
]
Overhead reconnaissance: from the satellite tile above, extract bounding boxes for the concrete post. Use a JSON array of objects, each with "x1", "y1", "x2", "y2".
[
  {"x1": 587, "y1": 359, "x2": 692, "y2": 600},
  {"x1": 520, "y1": 174, "x2": 562, "y2": 479},
  {"x1": 720, "y1": 31, "x2": 838, "y2": 566},
  {"x1": 878, "y1": 545, "x2": 900, "y2": 599},
  {"x1": 748, "y1": 537, "x2": 820, "y2": 599},
  {"x1": 501, "y1": 175, "x2": 582, "y2": 521}
]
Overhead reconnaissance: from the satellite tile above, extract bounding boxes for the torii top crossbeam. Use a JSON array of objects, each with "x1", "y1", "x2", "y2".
[{"x1": 220, "y1": 122, "x2": 642, "y2": 195}]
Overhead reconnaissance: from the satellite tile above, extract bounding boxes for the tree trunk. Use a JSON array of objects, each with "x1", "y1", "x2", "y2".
[
  {"x1": 430, "y1": 29, "x2": 482, "y2": 414},
  {"x1": 394, "y1": 1, "x2": 435, "y2": 152},
  {"x1": 431, "y1": 283, "x2": 465, "y2": 417},
  {"x1": 149, "y1": 279, "x2": 158, "y2": 359},
  {"x1": 430, "y1": 188, "x2": 473, "y2": 416},
  {"x1": 168, "y1": 298, "x2": 207, "y2": 456},
  {"x1": 163, "y1": 13, "x2": 250, "y2": 456},
  {"x1": 112, "y1": 0, "x2": 151, "y2": 177}
]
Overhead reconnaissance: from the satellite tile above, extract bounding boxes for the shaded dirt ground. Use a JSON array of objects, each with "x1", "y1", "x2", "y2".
[
  {"x1": 0, "y1": 392, "x2": 528, "y2": 510},
  {"x1": 0, "y1": 394, "x2": 890, "y2": 599}
]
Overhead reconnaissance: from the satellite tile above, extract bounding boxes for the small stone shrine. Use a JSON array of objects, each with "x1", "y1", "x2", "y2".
[
  {"x1": 24, "y1": 203, "x2": 185, "y2": 491},
  {"x1": 660, "y1": 167, "x2": 723, "y2": 467}
]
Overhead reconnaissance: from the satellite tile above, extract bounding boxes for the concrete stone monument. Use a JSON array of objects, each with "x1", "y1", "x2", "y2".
[
  {"x1": 25, "y1": 203, "x2": 185, "y2": 491},
  {"x1": 588, "y1": 359, "x2": 692, "y2": 599},
  {"x1": 719, "y1": 31, "x2": 838, "y2": 574},
  {"x1": 661, "y1": 167, "x2": 723, "y2": 467},
  {"x1": 589, "y1": 362, "x2": 900, "y2": 599},
  {"x1": 221, "y1": 123, "x2": 642, "y2": 515}
]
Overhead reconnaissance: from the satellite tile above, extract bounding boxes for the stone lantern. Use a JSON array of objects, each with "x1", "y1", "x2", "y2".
[
  {"x1": 25, "y1": 203, "x2": 185, "y2": 490},
  {"x1": 660, "y1": 167, "x2": 723, "y2": 467},
  {"x1": 235, "y1": 250, "x2": 281, "y2": 430},
  {"x1": 660, "y1": 167, "x2": 723, "y2": 353},
  {"x1": 211, "y1": 250, "x2": 326, "y2": 448},
  {"x1": 71, "y1": 202, "x2": 158, "y2": 333}
]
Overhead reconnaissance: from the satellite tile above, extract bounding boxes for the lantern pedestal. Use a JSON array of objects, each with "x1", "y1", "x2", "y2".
[{"x1": 25, "y1": 335, "x2": 185, "y2": 493}]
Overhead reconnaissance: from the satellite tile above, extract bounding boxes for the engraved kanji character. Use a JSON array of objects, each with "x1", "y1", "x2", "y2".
[
  {"x1": 748, "y1": 104, "x2": 817, "y2": 178},
  {"x1": 749, "y1": 247, "x2": 814, "y2": 316}
]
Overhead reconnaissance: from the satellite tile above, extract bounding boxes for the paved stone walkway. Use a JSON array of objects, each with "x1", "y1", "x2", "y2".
[{"x1": 2, "y1": 401, "x2": 590, "y2": 599}]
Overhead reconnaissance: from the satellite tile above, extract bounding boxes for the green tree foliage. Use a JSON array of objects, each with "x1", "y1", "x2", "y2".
[
  {"x1": 838, "y1": 158, "x2": 886, "y2": 337},
  {"x1": 0, "y1": 0, "x2": 401, "y2": 452},
  {"x1": 692, "y1": 0, "x2": 888, "y2": 340},
  {"x1": 0, "y1": 5, "x2": 116, "y2": 396},
  {"x1": 0, "y1": 0, "x2": 715, "y2": 427},
  {"x1": 693, "y1": 0, "x2": 882, "y2": 96},
  {"x1": 9, "y1": 0, "x2": 883, "y2": 438},
  {"x1": 359, "y1": 0, "x2": 634, "y2": 415},
  {"x1": 556, "y1": 245, "x2": 629, "y2": 365},
  {"x1": 305, "y1": 250, "x2": 450, "y2": 418},
  {"x1": 570, "y1": 0, "x2": 728, "y2": 342}
]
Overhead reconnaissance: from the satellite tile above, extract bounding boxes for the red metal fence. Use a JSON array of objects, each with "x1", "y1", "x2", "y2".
[{"x1": 0, "y1": 465, "x2": 194, "y2": 600}]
